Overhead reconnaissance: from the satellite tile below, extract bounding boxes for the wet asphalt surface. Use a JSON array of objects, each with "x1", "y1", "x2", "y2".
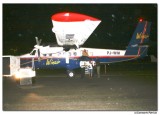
[{"x1": 3, "y1": 62, "x2": 157, "y2": 111}]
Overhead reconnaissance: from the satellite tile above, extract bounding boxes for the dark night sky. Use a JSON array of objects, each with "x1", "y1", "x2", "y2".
[{"x1": 3, "y1": 4, "x2": 157, "y2": 56}]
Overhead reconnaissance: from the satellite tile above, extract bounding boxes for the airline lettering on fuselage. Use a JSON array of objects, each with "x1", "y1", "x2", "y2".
[
  {"x1": 136, "y1": 33, "x2": 149, "y2": 39},
  {"x1": 107, "y1": 51, "x2": 120, "y2": 55},
  {"x1": 46, "y1": 59, "x2": 60, "y2": 65}
]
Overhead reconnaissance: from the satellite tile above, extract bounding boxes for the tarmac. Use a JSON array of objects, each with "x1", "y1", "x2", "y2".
[{"x1": 3, "y1": 61, "x2": 157, "y2": 111}]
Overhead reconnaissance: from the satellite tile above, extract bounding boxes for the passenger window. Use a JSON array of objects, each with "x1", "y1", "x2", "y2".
[
  {"x1": 49, "y1": 54, "x2": 52, "y2": 56},
  {"x1": 73, "y1": 52, "x2": 77, "y2": 56},
  {"x1": 58, "y1": 52, "x2": 61, "y2": 56}
]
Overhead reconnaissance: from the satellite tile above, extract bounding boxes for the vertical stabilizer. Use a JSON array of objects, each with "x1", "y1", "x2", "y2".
[{"x1": 125, "y1": 21, "x2": 151, "y2": 57}]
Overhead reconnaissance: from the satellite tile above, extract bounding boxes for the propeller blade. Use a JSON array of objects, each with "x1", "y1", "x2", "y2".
[
  {"x1": 35, "y1": 37, "x2": 42, "y2": 62},
  {"x1": 35, "y1": 37, "x2": 42, "y2": 45},
  {"x1": 35, "y1": 37, "x2": 39, "y2": 45},
  {"x1": 37, "y1": 49, "x2": 41, "y2": 62}
]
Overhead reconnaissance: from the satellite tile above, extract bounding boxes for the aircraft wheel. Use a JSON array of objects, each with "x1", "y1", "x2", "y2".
[{"x1": 67, "y1": 70, "x2": 75, "y2": 78}]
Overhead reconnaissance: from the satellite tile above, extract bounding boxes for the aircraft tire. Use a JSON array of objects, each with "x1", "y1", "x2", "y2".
[{"x1": 67, "y1": 70, "x2": 75, "y2": 78}]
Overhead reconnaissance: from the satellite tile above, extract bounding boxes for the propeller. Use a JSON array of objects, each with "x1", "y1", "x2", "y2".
[
  {"x1": 35, "y1": 36, "x2": 42, "y2": 45},
  {"x1": 35, "y1": 37, "x2": 42, "y2": 62}
]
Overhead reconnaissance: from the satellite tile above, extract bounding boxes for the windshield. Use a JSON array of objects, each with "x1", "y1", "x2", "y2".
[{"x1": 30, "y1": 49, "x2": 37, "y2": 56}]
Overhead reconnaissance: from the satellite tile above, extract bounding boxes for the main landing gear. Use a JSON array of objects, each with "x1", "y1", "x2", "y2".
[{"x1": 67, "y1": 70, "x2": 75, "y2": 78}]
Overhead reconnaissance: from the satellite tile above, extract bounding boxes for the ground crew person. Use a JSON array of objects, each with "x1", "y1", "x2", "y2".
[
  {"x1": 80, "y1": 49, "x2": 91, "y2": 79},
  {"x1": 88, "y1": 61, "x2": 93, "y2": 79}
]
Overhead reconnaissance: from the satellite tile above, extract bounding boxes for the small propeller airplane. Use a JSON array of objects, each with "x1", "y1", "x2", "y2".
[{"x1": 19, "y1": 12, "x2": 151, "y2": 78}]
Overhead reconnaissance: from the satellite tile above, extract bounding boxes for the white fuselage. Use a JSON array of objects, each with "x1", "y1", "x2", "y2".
[{"x1": 21, "y1": 46, "x2": 126, "y2": 59}]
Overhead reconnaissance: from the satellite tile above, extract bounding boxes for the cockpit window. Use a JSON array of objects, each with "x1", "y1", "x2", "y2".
[
  {"x1": 30, "y1": 50, "x2": 37, "y2": 55},
  {"x1": 49, "y1": 54, "x2": 52, "y2": 56},
  {"x1": 43, "y1": 54, "x2": 47, "y2": 56}
]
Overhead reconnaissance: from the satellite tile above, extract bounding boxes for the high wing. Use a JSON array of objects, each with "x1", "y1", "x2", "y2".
[{"x1": 51, "y1": 12, "x2": 101, "y2": 50}]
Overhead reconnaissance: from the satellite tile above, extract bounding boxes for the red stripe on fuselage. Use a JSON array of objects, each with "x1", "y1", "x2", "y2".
[{"x1": 20, "y1": 55, "x2": 137, "y2": 60}]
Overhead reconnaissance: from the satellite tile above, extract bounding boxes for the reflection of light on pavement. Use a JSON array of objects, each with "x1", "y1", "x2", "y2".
[
  {"x1": 19, "y1": 85, "x2": 44, "y2": 89},
  {"x1": 22, "y1": 93, "x2": 47, "y2": 103}
]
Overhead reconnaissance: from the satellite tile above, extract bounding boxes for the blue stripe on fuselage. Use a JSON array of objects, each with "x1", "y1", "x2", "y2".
[{"x1": 20, "y1": 57, "x2": 81, "y2": 70}]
